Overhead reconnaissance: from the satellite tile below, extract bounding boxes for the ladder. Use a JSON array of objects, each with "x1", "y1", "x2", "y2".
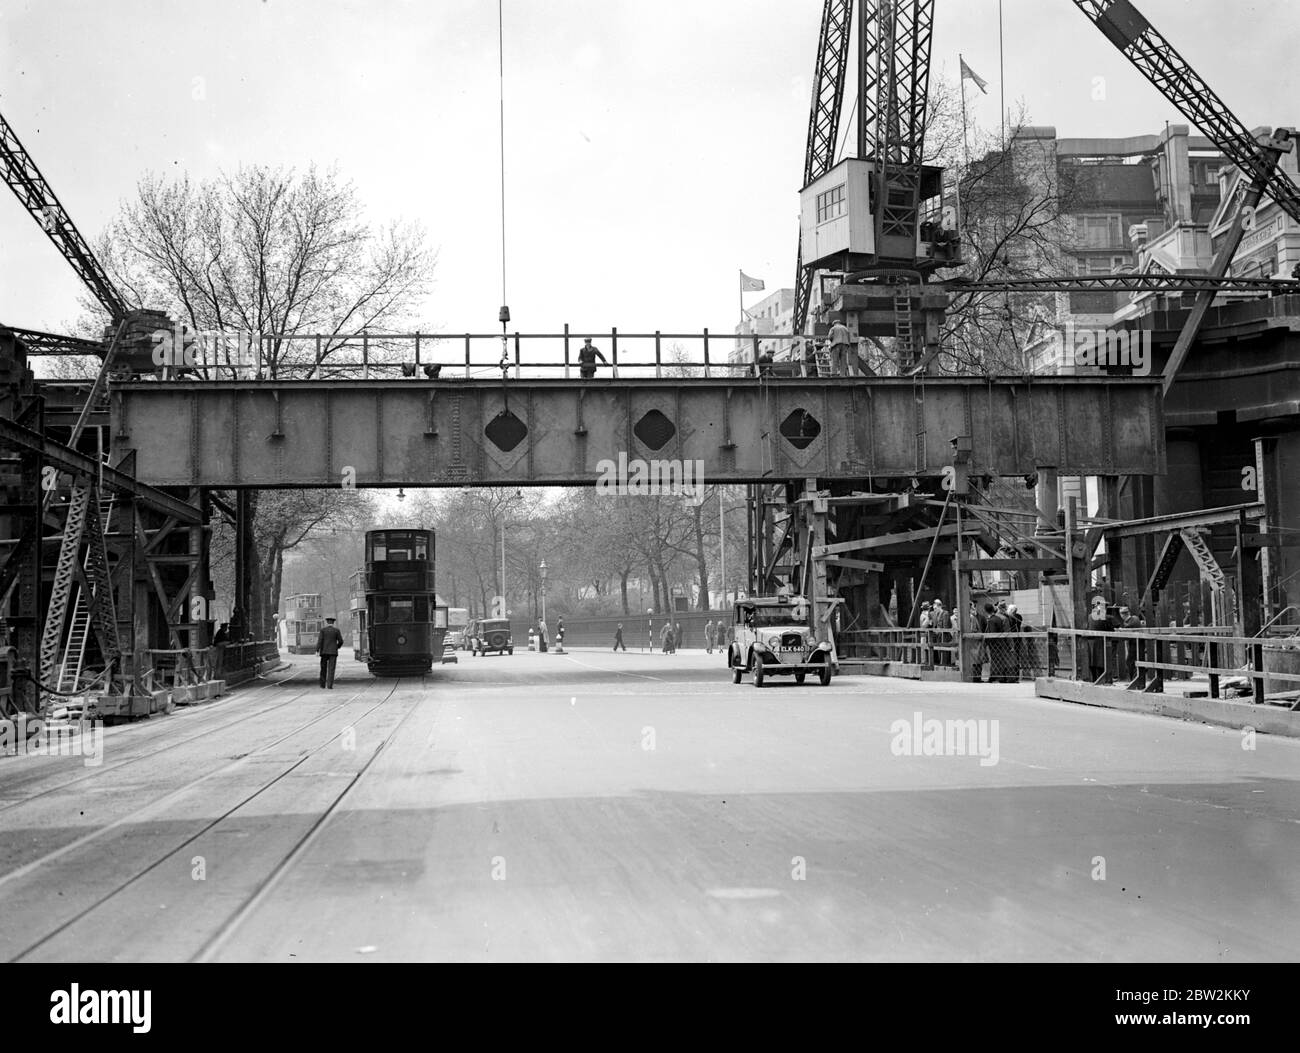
[
  {"x1": 57, "y1": 492, "x2": 116, "y2": 693},
  {"x1": 1180, "y1": 527, "x2": 1227, "y2": 590},
  {"x1": 893, "y1": 291, "x2": 915, "y2": 368}
]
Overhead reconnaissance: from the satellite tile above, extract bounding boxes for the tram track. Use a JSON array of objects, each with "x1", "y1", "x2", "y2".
[
  {"x1": 0, "y1": 665, "x2": 320, "y2": 813},
  {"x1": 0, "y1": 674, "x2": 396, "y2": 888},
  {"x1": 4, "y1": 675, "x2": 413, "y2": 962},
  {"x1": 190, "y1": 677, "x2": 429, "y2": 962}
]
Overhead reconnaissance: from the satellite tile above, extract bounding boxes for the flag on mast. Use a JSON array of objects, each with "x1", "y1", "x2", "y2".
[
  {"x1": 740, "y1": 271, "x2": 766, "y2": 292},
  {"x1": 960, "y1": 57, "x2": 989, "y2": 95}
]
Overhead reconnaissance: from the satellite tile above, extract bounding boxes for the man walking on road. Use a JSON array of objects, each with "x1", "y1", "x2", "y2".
[
  {"x1": 613, "y1": 622, "x2": 626, "y2": 651},
  {"x1": 316, "y1": 616, "x2": 345, "y2": 689},
  {"x1": 704, "y1": 619, "x2": 715, "y2": 653}
]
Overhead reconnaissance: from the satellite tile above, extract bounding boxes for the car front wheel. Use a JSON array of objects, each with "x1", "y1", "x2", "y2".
[
  {"x1": 753, "y1": 653, "x2": 766, "y2": 688},
  {"x1": 818, "y1": 663, "x2": 832, "y2": 686}
]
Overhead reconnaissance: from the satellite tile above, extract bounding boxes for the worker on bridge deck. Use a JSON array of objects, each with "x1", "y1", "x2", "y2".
[
  {"x1": 577, "y1": 337, "x2": 608, "y2": 379},
  {"x1": 827, "y1": 316, "x2": 855, "y2": 376}
]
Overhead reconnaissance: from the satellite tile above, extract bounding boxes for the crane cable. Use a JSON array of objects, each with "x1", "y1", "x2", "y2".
[
  {"x1": 497, "y1": 0, "x2": 508, "y2": 318},
  {"x1": 496, "y1": 0, "x2": 511, "y2": 410}
]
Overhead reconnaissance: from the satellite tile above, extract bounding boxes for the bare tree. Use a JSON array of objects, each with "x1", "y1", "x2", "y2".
[
  {"x1": 82, "y1": 165, "x2": 435, "y2": 637},
  {"x1": 95, "y1": 165, "x2": 436, "y2": 376}
]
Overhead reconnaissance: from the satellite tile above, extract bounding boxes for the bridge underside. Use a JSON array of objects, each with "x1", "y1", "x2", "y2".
[{"x1": 112, "y1": 377, "x2": 1166, "y2": 488}]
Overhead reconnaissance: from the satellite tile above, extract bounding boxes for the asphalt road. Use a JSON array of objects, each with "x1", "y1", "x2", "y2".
[{"x1": 1, "y1": 647, "x2": 1297, "y2": 962}]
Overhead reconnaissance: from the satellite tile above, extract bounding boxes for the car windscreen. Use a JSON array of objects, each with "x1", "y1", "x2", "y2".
[{"x1": 739, "y1": 604, "x2": 808, "y2": 627}]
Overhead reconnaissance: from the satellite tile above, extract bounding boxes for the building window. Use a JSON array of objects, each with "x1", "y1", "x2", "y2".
[
  {"x1": 1077, "y1": 214, "x2": 1123, "y2": 249},
  {"x1": 816, "y1": 184, "x2": 846, "y2": 224}
]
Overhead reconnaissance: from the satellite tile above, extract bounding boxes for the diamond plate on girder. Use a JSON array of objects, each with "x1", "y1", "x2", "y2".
[
  {"x1": 633, "y1": 409, "x2": 675, "y2": 451},
  {"x1": 485, "y1": 410, "x2": 527, "y2": 452},
  {"x1": 780, "y1": 409, "x2": 821, "y2": 451}
]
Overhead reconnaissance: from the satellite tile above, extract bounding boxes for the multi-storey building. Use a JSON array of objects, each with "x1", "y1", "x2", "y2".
[
  {"x1": 974, "y1": 124, "x2": 1300, "y2": 627},
  {"x1": 731, "y1": 287, "x2": 795, "y2": 365}
]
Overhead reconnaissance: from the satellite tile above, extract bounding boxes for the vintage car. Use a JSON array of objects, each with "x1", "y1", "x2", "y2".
[
  {"x1": 469, "y1": 617, "x2": 514, "y2": 657},
  {"x1": 727, "y1": 593, "x2": 833, "y2": 687}
]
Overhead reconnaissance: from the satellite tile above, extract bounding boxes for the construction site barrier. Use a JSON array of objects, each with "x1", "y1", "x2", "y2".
[{"x1": 1042, "y1": 627, "x2": 1300, "y2": 707}]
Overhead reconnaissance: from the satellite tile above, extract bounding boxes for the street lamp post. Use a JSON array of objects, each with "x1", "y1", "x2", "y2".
[
  {"x1": 499, "y1": 489, "x2": 523, "y2": 616},
  {"x1": 539, "y1": 559, "x2": 548, "y2": 629}
]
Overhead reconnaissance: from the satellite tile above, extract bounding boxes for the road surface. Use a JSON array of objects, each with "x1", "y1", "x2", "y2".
[{"x1": 1, "y1": 647, "x2": 1296, "y2": 961}]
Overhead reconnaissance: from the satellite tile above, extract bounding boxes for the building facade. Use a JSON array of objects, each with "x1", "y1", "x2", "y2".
[{"x1": 732, "y1": 287, "x2": 796, "y2": 365}]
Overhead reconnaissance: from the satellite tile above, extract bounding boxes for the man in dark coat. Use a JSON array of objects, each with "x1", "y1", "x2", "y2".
[
  {"x1": 316, "y1": 616, "x2": 345, "y2": 689},
  {"x1": 577, "y1": 338, "x2": 608, "y2": 379},
  {"x1": 986, "y1": 603, "x2": 1010, "y2": 683}
]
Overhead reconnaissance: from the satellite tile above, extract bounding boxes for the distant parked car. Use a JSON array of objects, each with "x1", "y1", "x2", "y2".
[{"x1": 470, "y1": 618, "x2": 514, "y2": 657}]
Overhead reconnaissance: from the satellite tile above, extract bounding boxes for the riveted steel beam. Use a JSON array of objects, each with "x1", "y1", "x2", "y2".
[{"x1": 111, "y1": 376, "x2": 1165, "y2": 489}]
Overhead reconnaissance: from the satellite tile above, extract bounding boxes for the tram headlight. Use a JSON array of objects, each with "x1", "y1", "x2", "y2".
[{"x1": 397, "y1": 634, "x2": 407, "y2": 646}]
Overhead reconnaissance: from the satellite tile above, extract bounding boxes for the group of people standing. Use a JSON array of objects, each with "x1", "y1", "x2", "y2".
[
  {"x1": 533, "y1": 616, "x2": 564, "y2": 652},
  {"x1": 918, "y1": 600, "x2": 953, "y2": 665},
  {"x1": 1086, "y1": 597, "x2": 1145, "y2": 683},
  {"x1": 972, "y1": 599, "x2": 1026, "y2": 683}
]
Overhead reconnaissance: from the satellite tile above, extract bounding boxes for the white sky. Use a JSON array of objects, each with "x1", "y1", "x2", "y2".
[{"x1": 1, "y1": 0, "x2": 1296, "y2": 338}]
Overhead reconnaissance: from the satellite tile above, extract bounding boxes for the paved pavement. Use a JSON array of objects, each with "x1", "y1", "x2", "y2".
[{"x1": 1, "y1": 648, "x2": 1296, "y2": 961}]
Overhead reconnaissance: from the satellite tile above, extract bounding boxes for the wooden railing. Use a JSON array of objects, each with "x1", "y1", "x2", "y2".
[
  {"x1": 1044, "y1": 627, "x2": 1300, "y2": 707},
  {"x1": 838, "y1": 625, "x2": 1300, "y2": 705}
]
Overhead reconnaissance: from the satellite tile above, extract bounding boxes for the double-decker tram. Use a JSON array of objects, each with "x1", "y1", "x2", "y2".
[
  {"x1": 283, "y1": 593, "x2": 322, "y2": 653},
  {"x1": 349, "y1": 570, "x2": 368, "y2": 664},
  {"x1": 358, "y1": 528, "x2": 445, "y2": 676}
]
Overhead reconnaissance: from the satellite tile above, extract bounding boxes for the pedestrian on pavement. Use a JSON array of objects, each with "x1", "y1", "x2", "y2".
[
  {"x1": 930, "y1": 600, "x2": 950, "y2": 666},
  {"x1": 704, "y1": 619, "x2": 715, "y2": 653},
  {"x1": 987, "y1": 603, "x2": 1010, "y2": 683},
  {"x1": 538, "y1": 617, "x2": 549, "y2": 654},
  {"x1": 1118, "y1": 606, "x2": 1142, "y2": 681},
  {"x1": 972, "y1": 602, "x2": 992, "y2": 682},
  {"x1": 577, "y1": 337, "x2": 608, "y2": 379},
  {"x1": 661, "y1": 621, "x2": 675, "y2": 654},
  {"x1": 1004, "y1": 602, "x2": 1023, "y2": 681},
  {"x1": 316, "y1": 616, "x2": 345, "y2": 689},
  {"x1": 613, "y1": 622, "x2": 626, "y2": 652}
]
